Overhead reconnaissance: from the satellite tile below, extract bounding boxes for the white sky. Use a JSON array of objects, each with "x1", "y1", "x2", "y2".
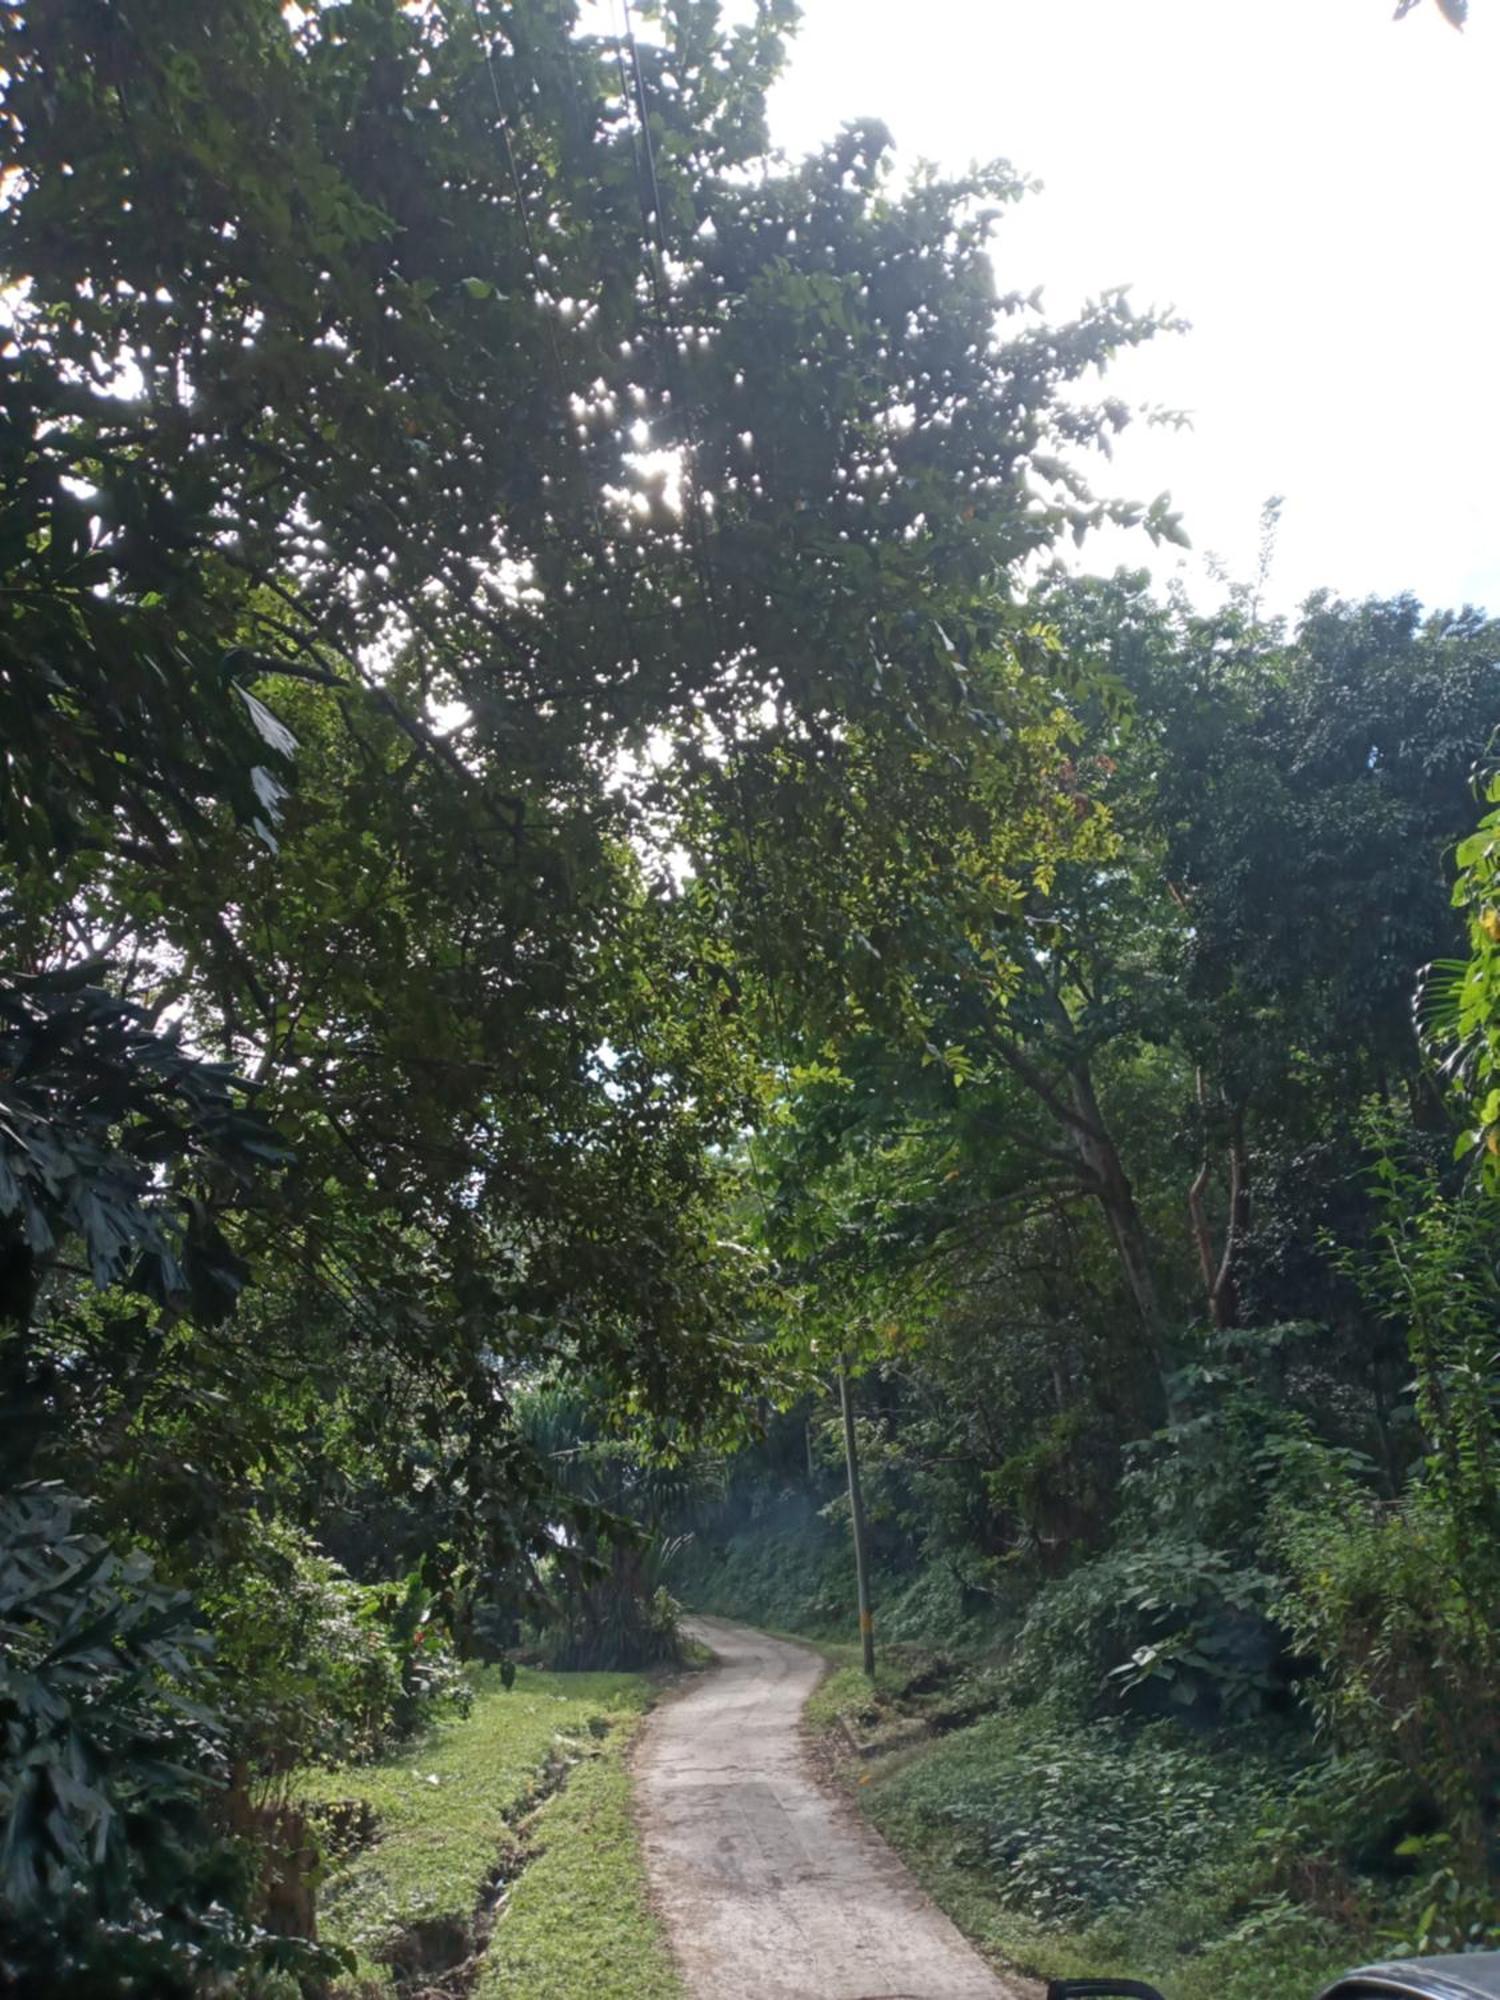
[{"x1": 769, "y1": 0, "x2": 1500, "y2": 619}]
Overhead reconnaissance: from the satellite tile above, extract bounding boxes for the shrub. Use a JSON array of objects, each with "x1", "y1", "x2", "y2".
[
  {"x1": 669, "y1": 1499, "x2": 858, "y2": 1635},
  {"x1": 1005, "y1": 1536, "x2": 1281, "y2": 1722},
  {"x1": 541, "y1": 1540, "x2": 685, "y2": 1671},
  {"x1": 0, "y1": 1485, "x2": 252, "y2": 1995},
  {"x1": 1272, "y1": 1444, "x2": 1500, "y2": 1858},
  {"x1": 999, "y1": 1331, "x2": 1313, "y2": 1723},
  {"x1": 1270, "y1": 1133, "x2": 1500, "y2": 1867},
  {"x1": 875, "y1": 1707, "x2": 1270, "y2": 1923},
  {"x1": 207, "y1": 1519, "x2": 470, "y2": 1773}
]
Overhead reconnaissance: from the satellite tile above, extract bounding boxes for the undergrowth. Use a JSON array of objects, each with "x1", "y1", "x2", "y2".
[{"x1": 861, "y1": 1709, "x2": 1356, "y2": 2000}]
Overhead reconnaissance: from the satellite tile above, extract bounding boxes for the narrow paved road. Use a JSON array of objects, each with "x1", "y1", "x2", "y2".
[{"x1": 635, "y1": 1616, "x2": 1023, "y2": 2000}]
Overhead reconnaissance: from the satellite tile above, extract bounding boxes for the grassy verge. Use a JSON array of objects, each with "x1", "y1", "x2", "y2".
[
  {"x1": 297, "y1": 1666, "x2": 658, "y2": 1993},
  {"x1": 477, "y1": 1716, "x2": 680, "y2": 1999}
]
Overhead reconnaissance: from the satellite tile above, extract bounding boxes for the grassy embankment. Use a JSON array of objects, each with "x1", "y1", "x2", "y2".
[
  {"x1": 676, "y1": 1514, "x2": 1387, "y2": 2000},
  {"x1": 298, "y1": 1665, "x2": 681, "y2": 1999}
]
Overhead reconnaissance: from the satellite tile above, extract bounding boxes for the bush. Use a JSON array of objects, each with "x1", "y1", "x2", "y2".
[
  {"x1": 1269, "y1": 1136, "x2": 1500, "y2": 1867},
  {"x1": 872, "y1": 1558, "x2": 1011, "y2": 1650},
  {"x1": 670, "y1": 1499, "x2": 857, "y2": 1635},
  {"x1": 875, "y1": 1707, "x2": 1271, "y2": 1923},
  {"x1": 1272, "y1": 1443, "x2": 1500, "y2": 1856},
  {"x1": 0, "y1": 1485, "x2": 253, "y2": 1995},
  {"x1": 996, "y1": 1332, "x2": 1312, "y2": 1723},
  {"x1": 1005, "y1": 1536, "x2": 1281, "y2": 1722},
  {"x1": 207, "y1": 1518, "x2": 470, "y2": 1772},
  {"x1": 540, "y1": 1540, "x2": 685, "y2": 1671}
]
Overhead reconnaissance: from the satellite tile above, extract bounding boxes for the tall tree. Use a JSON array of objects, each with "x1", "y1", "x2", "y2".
[{"x1": 2, "y1": 0, "x2": 1177, "y2": 1500}]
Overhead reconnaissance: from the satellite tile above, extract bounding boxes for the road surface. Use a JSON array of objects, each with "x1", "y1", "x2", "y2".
[{"x1": 635, "y1": 1615, "x2": 1024, "y2": 2000}]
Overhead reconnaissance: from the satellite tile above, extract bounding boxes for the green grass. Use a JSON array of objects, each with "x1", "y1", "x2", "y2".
[
  {"x1": 802, "y1": 1653, "x2": 922, "y2": 1731},
  {"x1": 477, "y1": 1716, "x2": 681, "y2": 1999},
  {"x1": 297, "y1": 1666, "x2": 654, "y2": 1992}
]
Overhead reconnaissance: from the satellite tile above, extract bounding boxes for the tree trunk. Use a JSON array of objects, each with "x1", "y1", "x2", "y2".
[
  {"x1": 1188, "y1": 1151, "x2": 1217, "y2": 1301},
  {"x1": 1064, "y1": 1057, "x2": 1169, "y2": 1378},
  {"x1": 1000, "y1": 992, "x2": 1169, "y2": 1416},
  {"x1": 1208, "y1": 1105, "x2": 1249, "y2": 1329},
  {"x1": 1187, "y1": 1070, "x2": 1218, "y2": 1307},
  {"x1": 1186, "y1": 1080, "x2": 1250, "y2": 1330}
]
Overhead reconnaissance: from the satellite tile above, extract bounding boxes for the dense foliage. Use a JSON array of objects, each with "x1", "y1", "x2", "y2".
[
  {"x1": 0, "y1": 0, "x2": 1190, "y2": 1984},
  {"x1": 4, "y1": 0, "x2": 1497, "y2": 1991},
  {"x1": 679, "y1": 583, "x2": 1500, "y2": 1982}
]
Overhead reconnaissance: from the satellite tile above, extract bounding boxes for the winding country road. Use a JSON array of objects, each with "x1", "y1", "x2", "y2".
[{"x1": 635, "y1": 1616, "x2": 1024, "y2": 2000}]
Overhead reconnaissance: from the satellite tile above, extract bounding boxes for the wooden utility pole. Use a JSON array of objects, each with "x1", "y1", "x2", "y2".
[{"x1": 839, "y1": 1360, "x2": 876, "y2": 1679}]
